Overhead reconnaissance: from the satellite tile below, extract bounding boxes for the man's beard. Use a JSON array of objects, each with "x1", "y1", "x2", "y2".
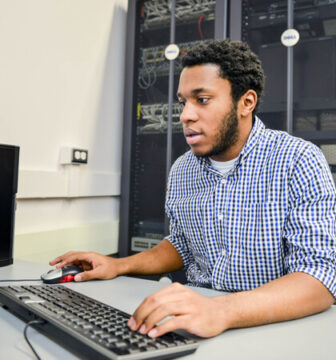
[{"x1": 195, "y1": 104, "x2": 239, "y2": 158}]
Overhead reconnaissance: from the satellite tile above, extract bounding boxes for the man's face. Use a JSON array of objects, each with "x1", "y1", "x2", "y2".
[{"x1": 177, "y1": 64, "x2": 239, "y2": 160}]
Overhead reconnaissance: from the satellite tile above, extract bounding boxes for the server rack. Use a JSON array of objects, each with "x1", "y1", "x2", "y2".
[
  {"x1": 240, "y1": 0, "x2": 336, "y2": 182},
  {"x1": 119, "y1": 0, "x2": 229, "y2": 259}
]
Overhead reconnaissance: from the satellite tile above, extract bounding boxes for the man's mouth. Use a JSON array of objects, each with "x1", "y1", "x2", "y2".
[{"x1": 184, "y1": 129, "x2": 203, "y2": 145}]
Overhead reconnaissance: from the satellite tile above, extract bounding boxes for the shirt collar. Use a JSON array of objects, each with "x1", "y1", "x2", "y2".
[
  {"x1": 238, "y1": 116, "x2": 264, "y2": 163},
  {"x1": 197, "y1": 116, "x2": 265, "y2": 170}
]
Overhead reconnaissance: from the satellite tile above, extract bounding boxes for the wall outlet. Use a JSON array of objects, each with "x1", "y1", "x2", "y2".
[{"x1": 60, "y1": 147, "x2": 88, "y2": 165}]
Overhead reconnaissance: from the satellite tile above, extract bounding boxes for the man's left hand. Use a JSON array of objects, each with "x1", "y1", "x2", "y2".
[{"x1": 127, "y1": 282, "x2": 228, "y2": 338}]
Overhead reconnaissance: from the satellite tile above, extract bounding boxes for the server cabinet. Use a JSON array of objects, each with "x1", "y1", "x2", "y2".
[
  {"x1": 119, "y1": 0, "x2": 229, "y2": 258},
  {"x1": 239, "y1": 0, "x2": 336, "y2": 182}
]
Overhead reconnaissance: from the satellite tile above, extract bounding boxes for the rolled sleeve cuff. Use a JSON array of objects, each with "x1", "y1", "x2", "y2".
[
  {"x1": 166, "y1": 234, "x2": 193, "y2": 268},
  {"x1": 287, "y1": 264, "x2": 336, "y2": 299}
]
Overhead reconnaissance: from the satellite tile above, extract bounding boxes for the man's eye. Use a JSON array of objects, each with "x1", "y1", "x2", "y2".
[
  {"x1": 179, "y1": 100, "x2": 186, "y2": 106},
  {"x1": 198, "y1": 97, "x2": 209, "y2": 104}
]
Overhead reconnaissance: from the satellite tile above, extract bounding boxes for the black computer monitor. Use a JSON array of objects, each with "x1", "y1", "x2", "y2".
[{"x1": 0, "y1": 144, "x2": 19, "y2": 267}]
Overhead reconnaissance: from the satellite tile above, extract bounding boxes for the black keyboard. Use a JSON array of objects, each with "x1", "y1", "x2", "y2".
[{"x1": 0, "y1": 284, "x2": 198, "y2": 359}]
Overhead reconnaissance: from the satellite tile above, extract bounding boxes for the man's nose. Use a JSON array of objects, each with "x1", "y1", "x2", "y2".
[{"x1": 180, "y1": 103, "x2": 198, "y2": 124}]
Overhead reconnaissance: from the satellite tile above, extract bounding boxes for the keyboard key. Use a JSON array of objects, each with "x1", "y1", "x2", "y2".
[
  {"x1": 128, "y1": 345, "x2": 141, "y2": 354},
  {"x1": 111, "y1": 347, "x2": 129, "y2": 355},
  {"x1": 106, "y1": 336, "x2": 118, "y2": 343},
  {"x1": 81, "y1": 324, "x2": 93, "y2": 330}
]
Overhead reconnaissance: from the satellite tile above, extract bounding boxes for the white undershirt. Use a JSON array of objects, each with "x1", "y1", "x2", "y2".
[{"x1": 209, "y1": 156, "x2": 238, "y2": 175}]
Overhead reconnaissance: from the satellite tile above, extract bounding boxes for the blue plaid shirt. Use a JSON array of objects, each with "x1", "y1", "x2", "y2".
[{"x1": 166, "y1": 117, "x2": 336, "y2": 296}]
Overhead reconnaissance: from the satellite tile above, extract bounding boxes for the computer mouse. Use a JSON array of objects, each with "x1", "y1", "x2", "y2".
[{"x1": 41, "y1": 265, "x2": 83, "y2": 284}]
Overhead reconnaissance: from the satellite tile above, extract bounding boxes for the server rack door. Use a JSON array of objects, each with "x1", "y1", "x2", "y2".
[
  {"x1": 240, "y1": 0, "x2": 336, "y2": 183},
  {"x1": 292, "y1": 0, "x2": 336, "y2": 184},
  {"x1": 241, "y1": 0, "x2": 288, "y2": 131}
]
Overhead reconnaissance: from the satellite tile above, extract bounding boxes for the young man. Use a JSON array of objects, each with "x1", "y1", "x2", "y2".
[{"x1": 50, "y1": 40, "x2": 336, "y2": 339}]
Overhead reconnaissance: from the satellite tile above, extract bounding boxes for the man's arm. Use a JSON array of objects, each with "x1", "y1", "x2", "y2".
[
  {"x1": 128, "y1": 271, "x2": 334, "y2": 338},
  {"x1": 49, "y1": 239, "x2": 184, "y2": 281}
]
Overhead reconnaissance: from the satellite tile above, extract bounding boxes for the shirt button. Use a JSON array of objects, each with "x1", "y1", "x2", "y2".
[
  {"x1": 218, "y1": 214, "x2": 223, "y2": 220},
  {"x1": 221, "y1": 249, "x2": 226, "y2": 255},
  {"x1": 221, "y1": 179, "x2": 226, "y2": 184},
  {"x1": 215, "y1": 284, "x2": 221, "y2": 290}
]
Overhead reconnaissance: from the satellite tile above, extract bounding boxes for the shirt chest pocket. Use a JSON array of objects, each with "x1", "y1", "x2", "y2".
[{"x1": 225, "y1": 201, "x2": 286, "y2": 251}]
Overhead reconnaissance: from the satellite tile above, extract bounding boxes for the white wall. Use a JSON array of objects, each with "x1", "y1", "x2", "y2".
[{"x1": 0, "y1": 0, "x2": 128, "y2": 262}]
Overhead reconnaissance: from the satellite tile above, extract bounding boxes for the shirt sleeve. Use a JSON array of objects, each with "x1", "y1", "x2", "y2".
[
  {"x1": 165, "y1": 164, "x2": 194, "y2": 268},
  {"x1": 284, "y1": 143, "x2": 336, "y2": 298}
]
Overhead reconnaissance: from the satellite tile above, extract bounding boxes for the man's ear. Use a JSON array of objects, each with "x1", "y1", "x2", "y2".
[{"x1": 238, "y1": 90, "x2": 258, "y2": 117}]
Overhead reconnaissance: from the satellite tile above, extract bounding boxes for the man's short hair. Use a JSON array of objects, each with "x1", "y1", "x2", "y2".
[{"x1": 181, "y1": 39, "x2": 265, "y2": 115}]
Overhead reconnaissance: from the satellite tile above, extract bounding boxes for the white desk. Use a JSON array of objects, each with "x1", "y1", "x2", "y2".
[{"x1": 1, "y1": 260, "x2": 335, "y2": 360}]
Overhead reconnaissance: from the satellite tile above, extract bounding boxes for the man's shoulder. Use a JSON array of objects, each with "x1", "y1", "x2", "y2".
[
  {"x1": 170, "y1": 150, "x2": 200, "y2": 175},
  {"x1": 171, "y1": 149, "x2": 198, "y2": 167},
  {"x1": 260, "y1": 126, "x2": 320, "y2": 159}
]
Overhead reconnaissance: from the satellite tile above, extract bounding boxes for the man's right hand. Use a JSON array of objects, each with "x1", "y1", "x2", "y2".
[
  {"x1": 49, "y1": 251, "x2": 120, "y2": 282},
  {"x1": 49, "y1": 240, "x2": 183, "y2": 283}
]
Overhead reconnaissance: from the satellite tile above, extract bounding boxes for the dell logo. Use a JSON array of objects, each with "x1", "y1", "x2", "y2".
[{"x1": 281, "y1": 29, "x2": 300, "y2": 47}]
